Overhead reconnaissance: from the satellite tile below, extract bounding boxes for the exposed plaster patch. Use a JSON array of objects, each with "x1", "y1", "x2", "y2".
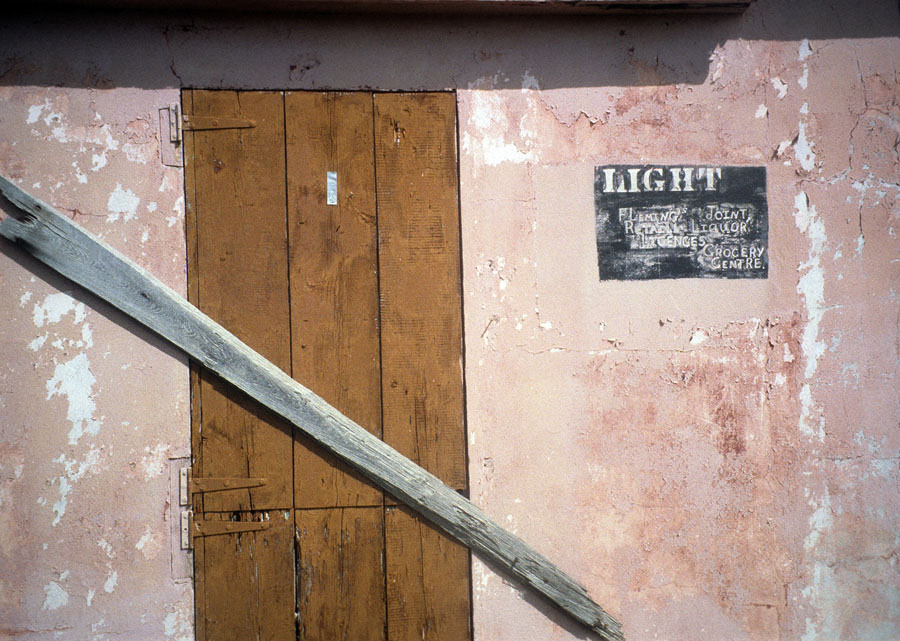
[
  {"x1": 794, "y1": 192, "x2": 828, "y2": 441},
  {"x1": 103, "y1": 570, "x2": 118, "y2": 593},
  {"x1": 50, "y1": 447, "x2": 101, "y2": 526},
  {"x1": 166, "y1": 195, "x2": 184, "y2": 227},
  {"x1": 690, "y1": 329, "x2": 708, "y2": 346},
  {"x1": 26, "y1": 101, "x2": 48, "y2": 124},
  {"x1": 795, "y1": 122, "x2": 817, "y2": 172},
  {"x1": 793, "y1": 192, "x2": 828, "y2": 378},
  {"x1": 163, "y1": 603, "x2": 193, "y2": 641},
  {"x1": 802, "y1": 487, "x2": 839, "y2": 641},
  {"x1": 755, "y1": 104, "x2": 768, "y2": 119},
  {"x1": 46, "y1": 352, "x2": 101, "y2": 446},
  {"x1": 772, "y1": 77, "x2": 788, "y2": 99},
  {"x1": 141, "y1": 444, "x2": 168, "y2": 480},
  {"x1": 804, "y1": 488, "x2": 832, "y2": 552},
  {"x1": 136, "y1": 526, "x2": 153, "y2": 550},
  {"x1": 470, "y1": 558, "x2": 494, "y2": 597},
  {"x1": 122, "y1": 142, "x2": 150, "y2": 164},
  {"x1": 462, "y1": 91, "x2": 536, "y2": 168},
  {"x1": 90, "y1": 124, "x2": 120, "y2": 172},
  {"x1": 81, "y1": 323, "x2": 94, "y2": 348},
  {"x1": 73, "y1": 162, "x2": 88, "y2": 184},
  {"x1": 32, "y1": 292, "x2": 83, "y2": 328},
  {"x1": 19, "y1": 291, "x2": 32, "y2": 306},
  {"x1": 98, "y1": 538, "x2": 114, "y2": 558},
  {"x1": 41, "y1": 580, "x2": 69, "y2": 611},
  {"x1": 798, "y1": 39, "x2": 813, "y2": 61},
  {"x1": 107, "y1": 183, "x2": 140, "y2": 222},
  {"x1": 521, "y1": 70, "x2": 540, "y2": 91}
]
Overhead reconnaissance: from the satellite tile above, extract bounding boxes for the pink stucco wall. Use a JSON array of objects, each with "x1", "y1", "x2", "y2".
[{"x1": 1, "y1": 1, "x2": 898, "y2": 640}]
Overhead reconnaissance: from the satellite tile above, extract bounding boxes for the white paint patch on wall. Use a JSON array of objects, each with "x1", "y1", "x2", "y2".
[
  {"x1": 794, "y1": 192, "x2": 828, "y2": 380},
  {"x1": 50, "y1": 447, "x2": 101, "y2": 526},
  {"x1": 90, "y1": 124, "x2": 120, "y2": 172},
  {"x1": 32, "y1": 291, "x2": 83, "y2": 328},
  {"x1": 462, "y1": 90, "x2": 536, "y2": 169},
  {"x1": 135, "y1": 526, "x2": 153, "y2": 550},
  {"x1": 521, "y1": 70, "x2": 540, "y2": 91},
  {"x1": 772, "y1": 77, "x2": 788, "y2": 99},
  {"x1": 141, "y1": 444, "x2": 168, "y2": 480},
  {"x1": 103, "y1": 570, "x2": 118, "y2": 593},
  {"x1": 26, "y1": 100, "x2": 49, "y2": 124},
  {"x1": 41, "y1": 580, "x2": 69, "y2": 610},
  {"x1": 46, "y1": 353, "x2": 101, "y2": 446},
  {"x1": 795, "y1": 122, "x2": 817, "y2": 171},
  {"x1": 163, "y1": 603, "x2": 193, "y2": 641},
  {"x1": 107, "y1": 183, "x2": 140, "y2": 222},
  {"x1": 794, "y1": 191, "x2": 828, "y2": 441}
]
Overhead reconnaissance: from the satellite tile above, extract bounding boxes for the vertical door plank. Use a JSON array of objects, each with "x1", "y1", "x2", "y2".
[
  {"x1": 285, "y1": 91, "x2": 383, "y2": 509},
  {"x1": 385, "y1": 505, "x2": 471, "y2": 641},
  {"x1": 189, "y1": 90, "x2": 293, "y2": 512},
  {"x1": 375, "y1": 92, "x2": 471, "y2": 641},
  {"x1": 187, "y1": 90, "x2": 296, "y2": 641},
  {"x1": 373, "y1": 92, "x2": 468, "y2": 492},
  {"x1": 183, "y1": 89, "x2": 208, "y2": 641},
  {"x1": 295, "y1": 507, "x2": 386, "y2": 641},
  {"x1": 197, "y1": 513, "x2": 295, "y2": 641}
]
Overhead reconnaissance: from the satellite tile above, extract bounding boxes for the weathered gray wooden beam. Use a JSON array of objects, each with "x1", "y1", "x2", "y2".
[{"x1": 0, "y1": 174, "x2": 623, "y2": 641}]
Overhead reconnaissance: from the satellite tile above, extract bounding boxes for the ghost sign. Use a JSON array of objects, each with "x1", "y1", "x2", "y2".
[{"x1": 594, "y1": 165, "x2": 768, "y2": 280}]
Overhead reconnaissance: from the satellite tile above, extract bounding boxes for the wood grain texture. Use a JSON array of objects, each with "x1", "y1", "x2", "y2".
[
  {"x1": 286, "y1": 91, "x2": 383, "y2": 509},
  {"x1": 187, "y1": 89, "x2": 293, "y2": 512},
  {"x1": 295, "y1": 507, "x2": 386, "y2": 641},
  {"x1": 374, "y1": 92, "x2": 470, "y2": 641},
  {"x1": 0, "y1": 175, "x2": 623, "y2": 641},
  {"x1": 386, "y1": 504, "x2": 471, "y2": 641},
  {"x1": 196, "y1": 512, "x2": 295, "y2": 641},
  {"x1": 374, "y1": 92, "x2": 467, "y2": 492}
]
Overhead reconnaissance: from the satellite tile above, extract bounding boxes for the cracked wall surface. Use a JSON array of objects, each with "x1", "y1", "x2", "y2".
[{"x1": 1, "y1": 1, "x2": 898, "y2": 640}]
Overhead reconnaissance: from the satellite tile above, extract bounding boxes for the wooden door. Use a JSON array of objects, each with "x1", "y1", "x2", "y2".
[{"x1": 184, "y1": 89, "x2": 471, "y2": 641}]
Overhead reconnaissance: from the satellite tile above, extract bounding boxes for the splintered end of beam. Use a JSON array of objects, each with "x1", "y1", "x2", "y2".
[{"x1": 594, "y1": 618, "x2": 626, "y2": 641}]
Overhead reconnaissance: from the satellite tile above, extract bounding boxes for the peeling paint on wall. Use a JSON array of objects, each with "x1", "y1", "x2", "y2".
[{"x1": 1, "y1": 3, "x2": 899, "y2": 641}]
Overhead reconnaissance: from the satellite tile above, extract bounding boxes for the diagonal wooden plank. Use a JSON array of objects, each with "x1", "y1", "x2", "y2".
[{"x1": 0, "y1": 174, "x2": 624, "y2": 641}]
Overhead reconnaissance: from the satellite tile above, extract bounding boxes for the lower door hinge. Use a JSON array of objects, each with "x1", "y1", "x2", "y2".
[
  {"x1": 179, "y1": 468, "x2": 269, "y2": 550},
  {"x1": 180, "y1": 511, "x2": 270, "y2": 549}
]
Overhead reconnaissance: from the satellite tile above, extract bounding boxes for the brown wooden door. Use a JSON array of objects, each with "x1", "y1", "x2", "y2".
[{"x1": 184, "y1": 89, "x2": 471, "y2": 641}]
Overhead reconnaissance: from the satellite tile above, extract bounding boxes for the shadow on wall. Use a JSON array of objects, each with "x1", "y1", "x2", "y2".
[{"x1": 1, "y1": 0, "x2": 898, "y2": 91}]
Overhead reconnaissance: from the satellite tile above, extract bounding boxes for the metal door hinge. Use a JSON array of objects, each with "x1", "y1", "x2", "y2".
[
  {"x1": 181, "y1": 114, "x2": 256, "y2": 131},
  {"x1": 180, "y1": 510, "x2": 270, "y2": 549},
  {"x1": 178, "y1": 468, "x2": 267, "y2": 506},
  {"x1": 158, "y1": 103, "x2": 183, "y2": 167},
  {"x1": 179, "y1": 468, "x2": 269, "y2": 549}
]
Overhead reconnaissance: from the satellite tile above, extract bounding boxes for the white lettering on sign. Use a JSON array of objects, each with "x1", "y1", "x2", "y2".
[{"x1": 600, "y1": 166, "x2": 722, "y2": 193}]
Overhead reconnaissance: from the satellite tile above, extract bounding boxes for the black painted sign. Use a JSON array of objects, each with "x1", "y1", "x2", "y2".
[{"x1": 594, "y1": 165, "x2": 768, "y2": 280}]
